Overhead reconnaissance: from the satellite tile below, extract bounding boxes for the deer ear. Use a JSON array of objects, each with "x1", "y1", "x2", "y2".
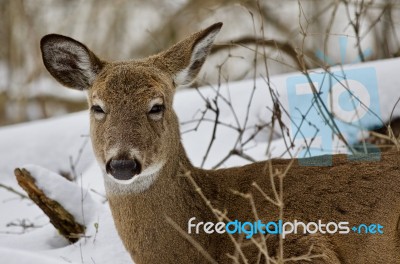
[
  {"x1": 157, "y1": 22, "x2": 222, "y2": 87},
  {"x1": 40, "y1": 34, "x2": 104, "y2": 90}
]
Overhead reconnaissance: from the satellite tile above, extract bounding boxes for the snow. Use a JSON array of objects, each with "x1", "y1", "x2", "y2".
[
  {"x1": 43, "y1": 207, "x2": 131, "y2": 264},
  {"x1": 180, "y1": 58, "x2": 400, "y2": 167},
  {"x1": 0, "y1": 111, "x2": 93, "y2": 179},
  {"x1": 0, "y1": 57, "x2": 399, "y2": 263},
  {"x1": 0, "y1": 247, "x2": 79, "y2": 264},
  {"x1": 0, "y1": 205, "x2": 131, "y2": 263}
]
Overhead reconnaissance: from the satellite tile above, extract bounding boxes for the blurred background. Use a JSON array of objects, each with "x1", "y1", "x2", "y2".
[{"x1": 1, "y1": 0, "x2": 399, "y2": 126}]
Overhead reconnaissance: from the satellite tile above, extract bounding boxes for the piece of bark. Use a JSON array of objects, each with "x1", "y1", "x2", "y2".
[{"x1": 14, "y1": 168, "x2": 85, "y2": 243}]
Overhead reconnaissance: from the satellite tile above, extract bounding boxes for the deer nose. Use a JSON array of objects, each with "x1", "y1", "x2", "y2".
[{"x1": 106, "y1": 159, "x2": 142, "y2": 181}]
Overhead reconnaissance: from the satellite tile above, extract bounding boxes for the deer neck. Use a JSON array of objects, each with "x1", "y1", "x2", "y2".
[
  {"x1": 104, "y1": 143, "x2": 212, "y2": 262},
  {"x1": 104, "y1": 141, "x2": 202, "y2": 225}
]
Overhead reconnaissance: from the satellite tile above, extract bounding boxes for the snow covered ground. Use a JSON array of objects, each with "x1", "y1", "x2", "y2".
[{"x1": 0, "y1": 58, "x2": 399, "y2": 263}]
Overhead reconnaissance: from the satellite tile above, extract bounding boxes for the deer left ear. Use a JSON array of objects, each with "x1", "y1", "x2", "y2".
[
  {"x1": 40, "y1": 34, "x2": 104, "y2": 90},
  {"x1": 157, "y1": 22, "x2": 222, "y2": 87}
]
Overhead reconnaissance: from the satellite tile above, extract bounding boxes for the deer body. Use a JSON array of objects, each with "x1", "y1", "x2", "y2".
[
  {"x1": 107, "y1": 149, "x2": 400, "y2": 264},
  {"x1": 40, "y1": 23, "x2": 400, "y2": 263}
]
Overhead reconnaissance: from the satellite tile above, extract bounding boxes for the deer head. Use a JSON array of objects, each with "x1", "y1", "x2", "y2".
[{"x1": 41, "y1": 23, "x2": 222, "y2": 193}]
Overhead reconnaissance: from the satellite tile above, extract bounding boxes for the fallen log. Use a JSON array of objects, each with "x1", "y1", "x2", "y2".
[{"x1": 14, "y1": 168, "x2": 85, "y2": 243}]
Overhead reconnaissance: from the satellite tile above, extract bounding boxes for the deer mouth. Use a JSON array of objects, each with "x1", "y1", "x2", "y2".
[{"x1": 106, "y1": 159, "x2": 142, "y2": 181}]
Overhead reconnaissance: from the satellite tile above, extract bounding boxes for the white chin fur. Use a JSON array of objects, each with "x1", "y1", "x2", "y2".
[{"x1": 104, "y1": 161, "x2": 165, "y2": 194}]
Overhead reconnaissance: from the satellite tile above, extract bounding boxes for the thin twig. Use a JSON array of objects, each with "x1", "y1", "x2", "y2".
[{"x1": 0, "y1": 183, "x2": 28, "y2": 199}]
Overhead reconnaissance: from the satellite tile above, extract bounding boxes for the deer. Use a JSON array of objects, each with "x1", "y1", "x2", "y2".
[{"x1": 40, "y1": 22, "x2": 400, "y2": 264}]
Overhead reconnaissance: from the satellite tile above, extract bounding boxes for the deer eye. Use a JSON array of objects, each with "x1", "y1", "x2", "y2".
[
  {"x1": 91, "y1": 105, "x2": 105, "y2": 114},
  {"x1": 149, "y1": 104, "x2": 165, "y2": 114}
]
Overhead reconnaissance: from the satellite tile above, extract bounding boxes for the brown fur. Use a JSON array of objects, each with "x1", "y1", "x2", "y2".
[{"x1": 40, "y1": 23, "x2": 400, "y2": 264}]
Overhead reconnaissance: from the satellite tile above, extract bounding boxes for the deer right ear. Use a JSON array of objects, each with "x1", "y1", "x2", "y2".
[
  {"x1": 40, "y1": 34, "x2": 104, "y2": 90},
  {"x1": 156, "y1": 22, "x2": 222, "y2": 87}
]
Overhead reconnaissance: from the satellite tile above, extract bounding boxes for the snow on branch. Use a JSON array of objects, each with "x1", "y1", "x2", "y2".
[{"x1": 14, "y1": 166, "x2": 98, "y2": 243}]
